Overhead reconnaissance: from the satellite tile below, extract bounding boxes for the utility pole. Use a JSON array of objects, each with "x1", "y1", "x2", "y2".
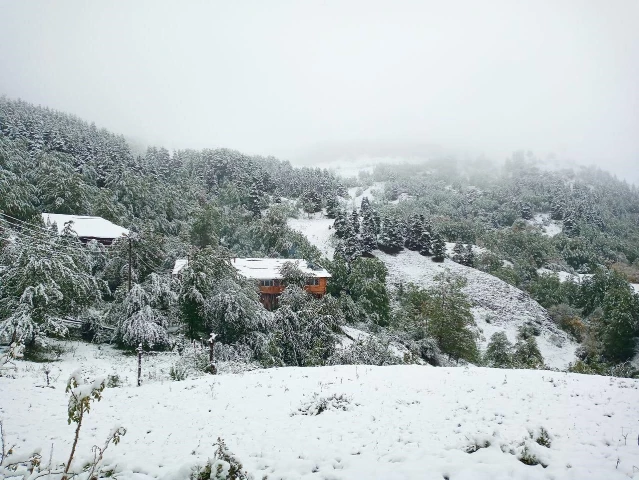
[
  {"x1": 137, "y1": 343, "x2": 143, "y2": 387},
  {"x1": 128, "y1": 236, "x2": 132, "y2": 292}
]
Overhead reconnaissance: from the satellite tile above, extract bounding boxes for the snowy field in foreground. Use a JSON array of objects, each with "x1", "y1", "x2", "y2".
[{"x1": 2, "y1": 343, "x2": 638, "y2": 480}]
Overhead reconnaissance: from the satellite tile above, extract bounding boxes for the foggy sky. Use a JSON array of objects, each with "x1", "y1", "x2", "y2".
[{"x1": 1, "y1": 1, "x2": 637, "y2": 178}]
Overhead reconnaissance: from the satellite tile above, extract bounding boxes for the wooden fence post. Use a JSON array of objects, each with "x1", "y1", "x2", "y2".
[{"x1": 137, "y1": 343, "x2": 143, "y2": 387}]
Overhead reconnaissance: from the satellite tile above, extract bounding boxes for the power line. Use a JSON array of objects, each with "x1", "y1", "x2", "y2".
[
  {"x1": 0, "y1": 212, "x2": 124, "y2": 249},
  {"x1": 0, "y1": 224, "x2": 123, "y2": 259},
  {"x1": 0, "y1": 229, "x2": 170, "y2": 278}
]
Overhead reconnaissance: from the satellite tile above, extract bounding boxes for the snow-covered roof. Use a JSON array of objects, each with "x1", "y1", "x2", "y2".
[
  {"x1": 42, "y1": 213, "x2": 129, "y2": 240},
  {"x1": 233, "y1": 258, "x2": 331, "y2": 279},
  {"x1": 172, "y1": 257, "x2": 331, "y2": 279},
  {"x1": 172, "y1": 258, "x2": 188, "y2": 275}
]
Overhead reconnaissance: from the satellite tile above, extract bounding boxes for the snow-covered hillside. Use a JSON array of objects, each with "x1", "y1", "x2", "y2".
[
  {"x1": 2, "y1": 343, "x2": 638, "y2": 480},
  {"x1": 288, "y1": 215, "x2": 577, "y2": 369},
  {"x1": 375, "y1": 250, "x2": 577, "y2": 369}
]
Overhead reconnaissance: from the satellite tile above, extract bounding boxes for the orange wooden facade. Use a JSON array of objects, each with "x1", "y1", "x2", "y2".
[{"x1": 259, "y1": 277, "x2": 328, "y2": 310}]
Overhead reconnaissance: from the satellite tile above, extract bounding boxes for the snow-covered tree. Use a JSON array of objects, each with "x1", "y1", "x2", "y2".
[
  {"x1": 178, "y1": 246, "x2": 238, "y2": 339},
  {"x1": 513, "y1": 336, "x2": 544, "y2": 369},
  {"x1": 405, "y1": 214, "x2": 424, "y2": 251},
  {"x1": 350, "y1": 210, "x2": 360, "y2": 234},
  {"x1": 347, "y1": 257, "x2": 390, "y2": 326},
  {"x1": 484, "y1": 332, "x2": 513, "y2": 368},
  {"x1": 205, "y1": 278, "x2": 269, "y2": 346},
  {"x1": 419, "y1": 228, "x2": 432, "y2": 256},
  {"x1": 279, "y1": 261, "x2": 306, "y2": 288},
  {"x1": 377, "y1": 217, "x2": 404, "y2": 254},
  {"x1": 431, "y1": 234, "x2": 446, "y2": 262},
  {"x1": 333, "y1": 209, "x2": 349, "y2": 239},
  {"x1": 190, "y1": 204, "x2": 222, "y2": 248},
  {"x1": 425, "y1": 271, "x2": 478, "y2": 363},
  {"x1": 521, "y1": 202, "x2": 533, "y2": 220},
  {"x1": 111, "y1": 273, "x2": 175, "y2": 349},
  {"x1": 271, "y1": 286, "x2": 339, "y2": 366},
  {"x1": 0, "y1": 223, "x2": 104, "y2": 346},
  {"x1": 325, "y1": 196, "x2": 339, "y2": 219},
  {"x1": 248, "y1": 183, "x2": 262, "y2": 218},
  {"x1": 451, "y1": 241, "x2": 465, "y2": 264},
  {"x1": 301, "y1": 190, "x2": 322, "y2": 216}
]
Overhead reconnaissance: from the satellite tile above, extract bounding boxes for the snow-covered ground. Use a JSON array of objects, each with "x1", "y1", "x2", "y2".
[
  {"x1": 527, "y1": 214, "x2": 562, "y2": 237},
  {"x1": 537, "y1": 268, "x2": 593, "y2": 284},
  {"x1": 288, "y1": 214, "x2": 335, "y2": 259},
  {"x1": 2, "y1": 342, "x2": 638, "y2": 480},
  {"x1": 375, "y1": 250, "x2": 577, "y2": 369},
  {"x1": 346, "y1": 182, "x2": 385, "y2": 210}
]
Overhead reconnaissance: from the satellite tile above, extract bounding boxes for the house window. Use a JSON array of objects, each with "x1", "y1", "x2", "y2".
[
  {"x1": 305, "y1": 277, "x2": 320, "y2": 286},
  {"x1": 260, "y1": 279, "x2": 274, "y2": 287}
]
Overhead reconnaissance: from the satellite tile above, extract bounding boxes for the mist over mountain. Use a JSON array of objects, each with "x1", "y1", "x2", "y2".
[{"x1": 0, "y1": 1, "x2": 637, "y2": 181}]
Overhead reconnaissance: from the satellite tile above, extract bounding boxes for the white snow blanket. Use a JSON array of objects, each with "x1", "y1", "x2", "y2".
[{"x1": 1, "y1": 344, "x2": 637, "y2": 480}]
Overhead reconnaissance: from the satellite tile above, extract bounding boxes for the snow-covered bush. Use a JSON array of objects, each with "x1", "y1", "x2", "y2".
[
  {"x1": 330, "y1": 335, "x2": 403, "y2": 366},
  {"x1": 293, "y1": 393, "x2": 352, "y2": 416},
  {"x1": 191, "y1": 437, "x2": 252, "y2": 480}
]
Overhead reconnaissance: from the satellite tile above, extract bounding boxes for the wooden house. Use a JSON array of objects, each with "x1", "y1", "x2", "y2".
[
  {"x1": 42, "y1": 213, "x2": 129, "y2": 245},
  {"x1": 172, "y1": 257, "x2": 331, "y2": 310}
]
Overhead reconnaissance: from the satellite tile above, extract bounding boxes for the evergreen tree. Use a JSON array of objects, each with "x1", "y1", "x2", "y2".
[
  {"x1": 360, "y1": 221, "x2": 377, "y2": 256},
  {"x1": 301, "y1": 190, "x2": 322, "y2": 216},
  {"x1": 484, "y1": 332, "x2": 513, "y2": 368},
  {"x1": 248, "y1": 183, "x2": 262, "y2": 218},
  {"x1": 325, "y1": 196, "x2": 339, "y2": 219},
  {"x1": 513, "y1": 336, "x2": 544, "y2": 369},
  {"x1": 405, "y1": 214, "x2": 424, "y2": 251},
  {"x1": 190, "y1": 204, "x2": 222, "y2": 248},
  {"x1": 463, "y1": 244, "x2": 475, "y2": 267},
  {"x1": 271, "y1": 287, "x2": 339, "y2": 366},
  {"x1": 333, "y1": 210, "x2": 349, "y2": 239},
  {"x1": 378, "y1": 217, "x2": 404, "y2": 254},
  {"x1": 593, "y1": 286, "x2": 639, "y2": 361},
  {"x1": 562, "y1": 211, "x2": 579, "y2": 237},
  {"x1": 360, "y1": 203, "x2": 378, "y2": 255},
  {"x1": 360, "y1": 196, "x2": 371, "y2": 213},
  {"x1": 325, "y1": 254, "x2": 350, "y2": 297},
  {"x1": 347, "y1": 257, "x2": 390, "y2": 326},
  {"x1": 419, "y1": 228, "x2": 432, "y2": 256},
  {"x1": 178, "y1": 246, "x2": 237, "y2": 340},
  {"x1": 521, "y1": 202, "x2": 533, "y2": 220},
  {"x1": 550, "y1": 198, "x2": 564, "y2": 220},
  {"x1": 350, "y1": 210, "x2": 360, "y2": 234},
  {"x1": 335, "y1": 224, "x2": 362, "y2": 262},
  {"x1": 452, "y1": 241, "x2": 465, "y2": 264},
  {"x1": 431, "y1": 234, "x2": 446, "y2": 262},
  {"x1": 426, "y1": 272, "x2": 478, "y2": 363}
]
